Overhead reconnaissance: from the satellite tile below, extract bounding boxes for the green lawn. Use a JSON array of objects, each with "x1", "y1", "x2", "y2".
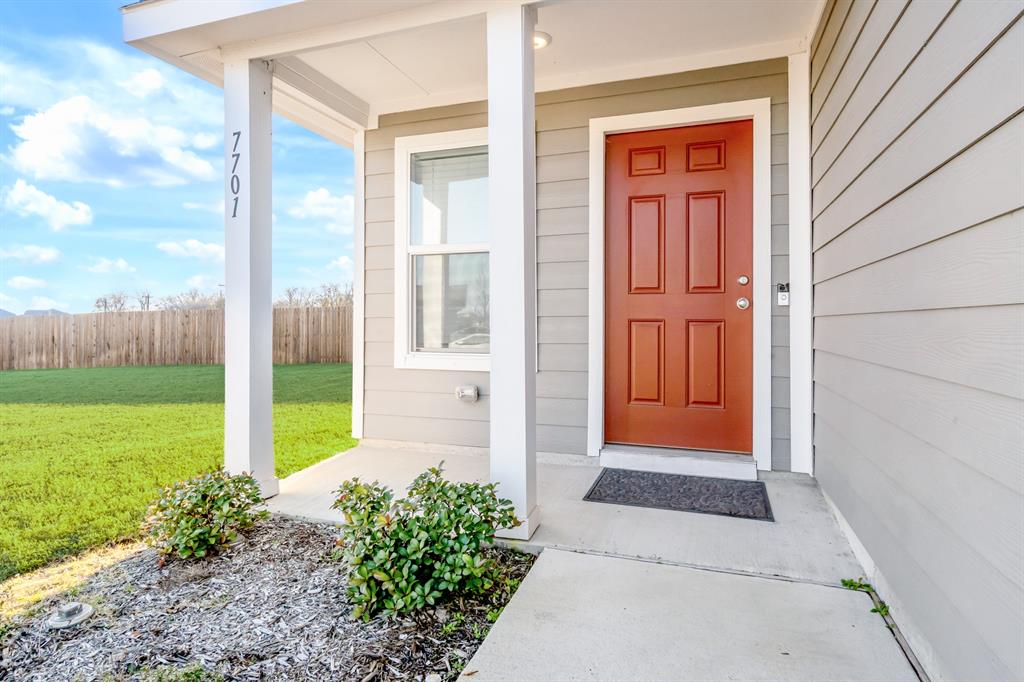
[{"x1": 0, "y1": 363, "x2": 356, "y2": 581}]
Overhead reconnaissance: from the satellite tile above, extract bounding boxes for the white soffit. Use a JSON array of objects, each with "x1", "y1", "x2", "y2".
[
  {"x1": 129, "y1": 0, "x2": 822, "y2": 130},
  {"x1": 535, "y1": 0, "x2": 817, "y2": 85},
  {"x1": 297, "y1": 42, "x2": 428, "y2": 104},
  {"x1": 284, "y1": 0, "x2": 819, "y2": 116},
  {"x1": 361, "y1": 15, "x2": 487, "y2": 96}
]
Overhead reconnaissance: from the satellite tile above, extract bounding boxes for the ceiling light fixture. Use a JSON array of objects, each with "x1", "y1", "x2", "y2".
[{"x1": 533, "y1": 31, "x2": 552, "y2": 50}]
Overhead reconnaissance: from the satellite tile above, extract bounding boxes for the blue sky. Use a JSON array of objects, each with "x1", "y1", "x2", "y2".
[{"x1": 0, "y1": 1, "x2": 354, "y2": 314}]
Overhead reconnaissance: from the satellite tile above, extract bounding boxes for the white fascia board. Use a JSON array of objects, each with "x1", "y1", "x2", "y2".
[
  {"x1": 273, "y1": 56, "x2": 370, "y2": 130},
  {"x1": 123, "y1": 0, "x2": 302, "y2": 43},
  {"x1": 803, "y1": 0, "x2": 831, "y2": 50},
  {"x1": 273, "y1": 84, "x2": 356, "y2": 146},
  {"x1": 537, "y1": 38, "x2": 804, "y2": 96},
  {"x1": 127, "y1": 41, "x2": 224, "y2": 87},
  {"x1": 129, "y1": 41, "x2": 357, "y2": 145}
]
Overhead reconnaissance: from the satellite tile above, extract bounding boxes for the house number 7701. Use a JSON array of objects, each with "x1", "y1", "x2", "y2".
[{"x1": 230, "y1": 130, "x2": 241, "y2": 218}]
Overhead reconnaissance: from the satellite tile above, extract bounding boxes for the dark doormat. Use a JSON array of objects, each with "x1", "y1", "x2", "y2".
[{"x1": 583, "y1": 468, "x2": 774, "y2": 521}]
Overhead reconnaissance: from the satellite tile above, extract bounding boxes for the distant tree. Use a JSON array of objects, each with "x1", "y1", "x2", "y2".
[
  {"x1": 135, "y1": 290, "x2": 153, "y2": 311},
  {"x1": 94, "y1": 291, "x2": 128, "y2": 312},
  {"x1": 158, "y1": 289, "x2": 224, "y2": 310},
  {"x1": 110, "y1": 292, "x2": 128, "y2": 311},
  {"x1": 316, "y1": 282, "x2": 353, "y2": 307},
  {"x1": 275, "y1": 287, "x2": 317, "y2": 307},
  {"x1": 153, "y1": 283, "x2": 352, "y2": 310}
]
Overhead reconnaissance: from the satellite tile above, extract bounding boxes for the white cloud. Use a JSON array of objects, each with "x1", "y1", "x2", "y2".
[
  {"x1": 0, "y1": 40, "x2": 221, "y2": 129},
  {"x1": 0, "y1": 292, "x2": 20, "y2": 308},
  {"x1": 0, "y1": 244, "x2": 59, "y2": 263},
  {"x1": 327, "y1": 255, "x2": 353, "y2": 279},
  {"x1": 8, "y1": 275, "x2": 46, "y2": 290},
  {"x1": 87, "y1": 257, "x2": 135, "y2": 274},
  {"x1": 8, "y1": 95, "x2": 216, "y2": 187},
  {"x1": 119, "y1": 68, "x2": 164, "y2": 98},
  {"x1": 30, "y1": 295, "x2": 66, "y2": 310},
  {"x1": 186, "y1": 274, "x2": 214, "y2": 289},
  {"x1": 0, "y1": 106, "x2": 14, "y2": 116},
  {"x1": 182, "y1": 199, "x2": 224, "y2": 214},
  {"x1": 157, "y1": 239, "x2": 224, "y2": 261},
  {"x1": 2, "y1": 180, "x2": 92, "y2": 231},
  {"x1": 192, "y1": 132, "x2": 218, "y2": 150},
  {"x1": 288, "y1": 188, "x2": 353, "y2": 235}
]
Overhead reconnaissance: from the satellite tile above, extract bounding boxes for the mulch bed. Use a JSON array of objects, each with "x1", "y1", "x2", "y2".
[{"x1": 0, "y1": 517, "x2": 535, "y2": 682}]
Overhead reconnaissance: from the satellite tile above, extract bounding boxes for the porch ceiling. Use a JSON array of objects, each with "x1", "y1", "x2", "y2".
[{"x1": 124, "y1": 0, "x2": 823, "y2": 144}]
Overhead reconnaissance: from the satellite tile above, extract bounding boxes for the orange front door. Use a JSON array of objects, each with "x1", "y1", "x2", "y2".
[{"x1": 605, "y1": 120, "x2": 753, "y2": 453}]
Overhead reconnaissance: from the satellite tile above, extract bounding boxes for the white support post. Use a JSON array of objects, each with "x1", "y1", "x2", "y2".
[
  {"x1": 223, "y1": 58, "x2": 278, "y2": 496},
  {"x1": 788, "y1": 52, "x2": 814, "y2": 475},
  {"x1": 487, "y1": 4, "x2": 539, "y2": 539},
  {"x1": 352, "y1": 129, "x2": 365, "y2": 439}
]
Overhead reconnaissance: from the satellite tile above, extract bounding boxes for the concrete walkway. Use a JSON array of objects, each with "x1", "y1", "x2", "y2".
[
  {"x1": 464, "y1": 549, "x2": 917, "y2": 681},
  {"x1": 269, "y1": 443, "x2": 917, "y2": 680}
]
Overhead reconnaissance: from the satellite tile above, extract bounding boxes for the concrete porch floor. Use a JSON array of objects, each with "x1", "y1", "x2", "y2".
[
  {"x1": 268, "y1": 441, "x2": 861, "y2": 584},
  {"x1": 267, "y1": 443, "x2": 917, "y2": 680}
]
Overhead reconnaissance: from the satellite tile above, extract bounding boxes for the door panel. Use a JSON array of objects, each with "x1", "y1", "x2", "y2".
[
  {"x1": 629, "y1": 196, "x2": 665, "y2": 293},
  {"x1": 629, "y1": 320, "x2": 664, "y2": 405},
  {"x1": 686, "y1": 192, "x2": 725, "y2": 293},
  {"x1": 687, "y1": 320, "x2": 725, "y2": 408},
  {"x1": 605, "y1": 120, "x2": 753, "y2": 453}
]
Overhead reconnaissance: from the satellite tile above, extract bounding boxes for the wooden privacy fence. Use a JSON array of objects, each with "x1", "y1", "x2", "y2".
[{"x1": 0, "y1": 306, "x2": 353, "y2": 370}]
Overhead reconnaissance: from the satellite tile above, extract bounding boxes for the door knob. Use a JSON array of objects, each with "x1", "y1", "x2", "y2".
[
  {"x1": 736, "y1": 297, "x2": 750, "y2": 310},
  {"x1": 737, "y1": 275, "x2": 749, "y2": 285}
]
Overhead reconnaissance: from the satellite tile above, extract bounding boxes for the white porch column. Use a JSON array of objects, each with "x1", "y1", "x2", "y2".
[
  {"x1": 487, "y1": 4, "x2": 539, "y2": 539},
  {"x1": 223, "y1": 58, "x2": 277, "y2": 496},
  {"x1": 788, "y1": 52, "x2": 814, "y2": 476}
]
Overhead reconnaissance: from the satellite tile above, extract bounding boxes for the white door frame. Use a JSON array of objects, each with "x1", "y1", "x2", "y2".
[{"x1": 586, "y1": 98, "x2": 774, "y2": 471}]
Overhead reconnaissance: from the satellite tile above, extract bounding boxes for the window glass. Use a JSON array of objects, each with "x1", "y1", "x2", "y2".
[
  {"x1": 410, "y1": 147, "x2": 488, "y2": 246},
  {"x1": 413, "y1": 252, "x2": 489, "y2": 353}
]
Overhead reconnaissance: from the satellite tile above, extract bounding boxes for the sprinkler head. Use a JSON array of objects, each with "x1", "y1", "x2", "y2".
[{"x1": 47, "y1": 602, "x2": 94, "y2": 630}]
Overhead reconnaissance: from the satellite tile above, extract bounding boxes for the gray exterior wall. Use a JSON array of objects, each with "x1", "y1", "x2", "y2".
[
  {"x1": 809, "y1": 1, "x2": 1024, "y2": 680},
  {"x1": 362, "y1": 59, "x2": 793, "y2": 467}
]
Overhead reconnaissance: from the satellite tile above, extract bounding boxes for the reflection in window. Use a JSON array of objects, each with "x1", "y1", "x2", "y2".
[
  {"x1": 410, "y1": 147, "x2": 488, "y2": 246},
  {"x1": 414, "y1": 253, "x2": 489, "y2": 353}
]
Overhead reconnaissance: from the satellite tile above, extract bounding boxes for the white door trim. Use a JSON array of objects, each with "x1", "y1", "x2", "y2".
[{"x1": 586, "y1": 98, "x2": 774, "y2": 471}]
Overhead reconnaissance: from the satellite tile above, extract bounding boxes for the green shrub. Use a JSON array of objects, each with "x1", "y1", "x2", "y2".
[
  {"x1": 332, "y1": 465, "x2": 519, "y2": 620},
  {"x1": 136, "y1": 665, "x2": 225, "y2": 682},
  {"x1": 143, "y1": 470, "x2": 267, "y2": 560}
]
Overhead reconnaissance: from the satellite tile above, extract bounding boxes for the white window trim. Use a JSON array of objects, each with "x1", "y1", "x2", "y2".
[
  {"x1": 586, "y1": 98, "x2": 775, "y2": 472},
  {"x1": 393, "y1": 127, "x2": 490, "y2": 371}
]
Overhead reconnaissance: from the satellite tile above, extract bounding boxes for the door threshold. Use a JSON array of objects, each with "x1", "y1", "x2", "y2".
[{"x1": 599, "y1": 444, "x2": 757, "y2": 481}]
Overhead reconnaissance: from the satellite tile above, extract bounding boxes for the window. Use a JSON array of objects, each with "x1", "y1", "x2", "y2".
[{"x1": 394, "y1": 128, "x2": 489, "y2": 370}]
